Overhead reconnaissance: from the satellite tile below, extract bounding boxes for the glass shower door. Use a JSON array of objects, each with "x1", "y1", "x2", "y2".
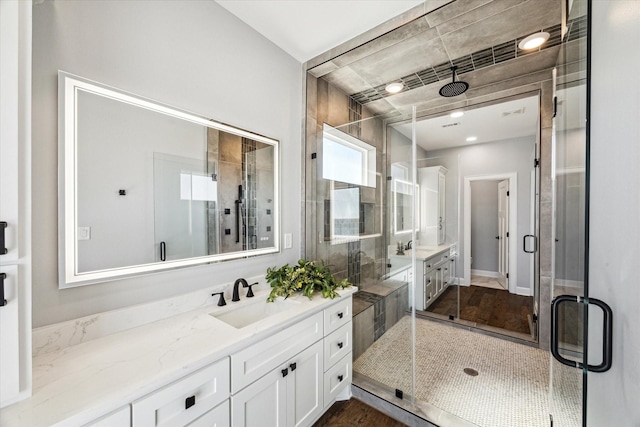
[{"x1": 549, "y1": 0, "x2": 591, "y2": 424}]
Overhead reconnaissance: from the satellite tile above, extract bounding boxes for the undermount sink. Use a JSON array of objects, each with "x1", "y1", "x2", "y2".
[{"x1": 210, "y1": 298, "x2": 300, "y2": 329}]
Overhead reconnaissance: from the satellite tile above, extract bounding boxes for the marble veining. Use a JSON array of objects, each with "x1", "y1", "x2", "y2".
[
  {"x1": 32, "y1": 275, "x2": 264, "y2": 357},
  {"x1": 4, "y1": 285, "x2": 357, "y2": 427}
]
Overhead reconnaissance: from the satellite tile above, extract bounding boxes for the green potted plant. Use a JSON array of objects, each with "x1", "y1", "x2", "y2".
[{"x1": 266, "y1": 259, "x2": 351, "y2": 302}]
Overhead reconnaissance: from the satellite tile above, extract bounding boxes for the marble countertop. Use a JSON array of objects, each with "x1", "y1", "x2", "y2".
[
  {"x1": 388, "y1": 244, "x2": 455, "y2": 275},
  {"x1": 1, "y1": 287, "x2": 357, "y2": 427}
]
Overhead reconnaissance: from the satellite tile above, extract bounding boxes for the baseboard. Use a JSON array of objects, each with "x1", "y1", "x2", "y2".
[
  {"x1": 471, "y1": 269, "x2": 499, "y2": 278},
  {"x1": 515, "y1": 285, "x2": 533, "y2": 296}
]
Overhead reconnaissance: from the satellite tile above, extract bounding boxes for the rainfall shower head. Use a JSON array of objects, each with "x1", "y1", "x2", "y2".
[{"x1": 439, "y1": 66, "x2": 469, "y2": 97}]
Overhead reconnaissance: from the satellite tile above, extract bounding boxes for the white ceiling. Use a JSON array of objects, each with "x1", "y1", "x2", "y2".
[
  {"x1": 392, "y1": 96, "x2": 540, "y2": 152},
  {"x1": 215, "y1": 0, "x2": 424, "y2": 63}
]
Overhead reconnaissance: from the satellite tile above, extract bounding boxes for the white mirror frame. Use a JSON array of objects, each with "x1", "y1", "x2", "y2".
[{"x1": 58, "y1": 72, "x2": 280, "y2": 287}]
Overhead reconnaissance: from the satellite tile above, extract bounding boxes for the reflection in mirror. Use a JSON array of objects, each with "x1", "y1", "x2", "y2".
[
  {"x1": 59, "y1": 72, "x2": 279, "y2": 287},
  {"x1": 393, "y1": 178, "x2": 418, "y2": 235}
]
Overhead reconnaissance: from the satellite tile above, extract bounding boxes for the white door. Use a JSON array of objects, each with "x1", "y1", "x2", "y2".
[{"x1": 497, "y1": 180, "x2": 509, "y2": 289}]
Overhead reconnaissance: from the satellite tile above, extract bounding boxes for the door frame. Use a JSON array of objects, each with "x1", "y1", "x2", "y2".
[{"x1": 463, "y1": 173, "x2": 518, "y2": 294}]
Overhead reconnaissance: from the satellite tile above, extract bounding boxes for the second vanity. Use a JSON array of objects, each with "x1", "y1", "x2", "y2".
[
  {"x1": 388, "y1": 244, "x2": 456, "y2": 310},
  {"x1": 1, "y1": 285, "x2": 356, "y2": 427}
]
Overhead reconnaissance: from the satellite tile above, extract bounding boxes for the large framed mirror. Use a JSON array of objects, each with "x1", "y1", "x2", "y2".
[{"x1": 58, "y1": 72, "x2": 279, "y2": 287}]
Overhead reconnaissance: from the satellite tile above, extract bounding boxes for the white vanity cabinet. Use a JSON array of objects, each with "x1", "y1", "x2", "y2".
[
  {"x1": 423, "y1": 251, "x2": 455, "y2": 309},
  {"x1": 230, "y1": 296, "x2": 352, "y2": 427}
]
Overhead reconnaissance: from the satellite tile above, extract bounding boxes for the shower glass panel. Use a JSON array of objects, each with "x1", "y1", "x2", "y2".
[
  {"x1": 304, "y1": 77, "x2": 417, "y2": 404},
  {"x1": 153, "y1": 153, "x2": 211, "y2": 262},
  {"x1": 549, "y1": 0, "x2": 588, "y2": 422}
]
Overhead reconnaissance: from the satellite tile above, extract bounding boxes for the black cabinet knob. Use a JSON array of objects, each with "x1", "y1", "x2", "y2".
[
  {"x1": 185, "y1": 395, "x2": 196, "y2": 410},
  {"x1": 337, "y1": 342, "x2": 344, "y2": 349},
  {"x1": 281, "y1": 368, "x2": 288, "y2": 377},
  {"x1": 337, "y1": 312, "x2": 344, "y2": 319},
  {"x1": 338, "y1": 374, "x2": 344, "y2": 382},
  {"x1": 289, "y1": 362, "x2": 297, "y2": 371}
]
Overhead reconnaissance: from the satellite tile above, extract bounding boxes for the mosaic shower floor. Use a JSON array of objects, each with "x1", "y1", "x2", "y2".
[{"x1": 353, "y1": 316, "x2": 581, "y2": 427}]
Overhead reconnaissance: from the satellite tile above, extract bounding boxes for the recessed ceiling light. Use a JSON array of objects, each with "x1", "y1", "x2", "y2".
[
  {"x1": 385, "y1": 82, "x2": 404, "y2": 94},
  {"x1": 518, "y1": 31, "x2": 550, "y2": 50},
  {"x1": 466, "y1": 136, "x2": 477, "y2": 142},
  {"x1": 450, "y1": 111, "x2": 464, "y2": 118}
]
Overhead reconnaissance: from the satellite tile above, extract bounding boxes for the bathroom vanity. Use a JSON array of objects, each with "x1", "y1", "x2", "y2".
[
  {"x1": 1, "y1": 286, "x2": 355, "y2": 427},
  {"x1": 388, "y1": 244, "x2": 456, "y2": 310}
]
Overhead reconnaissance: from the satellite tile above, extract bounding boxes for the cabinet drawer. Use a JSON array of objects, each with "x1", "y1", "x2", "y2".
[
  {"x1": 324, "y1": 296, "x2": 352, "y2": 335},
  {"x1": 132, "y1": 358, "x2": 230, "y2": 427},
  {"x1": 323, "y1": 322, "x2": 352, "y2": 370},
  {"x1": 84, "y1": 406, "x2": 130, "y2": 427},
  {"x1": 186, "y1": 399, "x2": 229, "y2": 427},
  {"x1": 231, "y1": 311, "x2": 323, "y2": 393},
  {"x1": 424, "y1": 252, "x2": 449, "y2": 271},
  {"x1": 323, "y1": 353, "x2": 352, "y2": 405}
]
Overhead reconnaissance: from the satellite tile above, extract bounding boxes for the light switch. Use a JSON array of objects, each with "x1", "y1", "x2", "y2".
[
  {"x1": 284, "y1": 233, "x2": 292, "y2": 249},
  {"x1": 78, "y1": 226, "x2": 91, "y2": 240}
]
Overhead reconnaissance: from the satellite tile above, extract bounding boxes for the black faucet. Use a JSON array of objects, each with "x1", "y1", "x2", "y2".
[
  {"x1": 232, "y1": 278, "x2": 248, "y2": 302},
  {"x1": 406, "y1": 240, "x2": 412, "y2": 250}
]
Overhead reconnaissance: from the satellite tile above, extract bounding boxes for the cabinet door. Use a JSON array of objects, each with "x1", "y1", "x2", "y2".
[
  {"x1": 0, "y1": 266, "x2": 20, "y2": 406},
  {"x1": 289, "y1": 341, "x2": 323, "y2": 427},
  {"x1": 232, "y1": 367, "x2": 287, "y2": 427},
  {"x1": 438, "y1": 172, "x2": 446, "y2": 244}
]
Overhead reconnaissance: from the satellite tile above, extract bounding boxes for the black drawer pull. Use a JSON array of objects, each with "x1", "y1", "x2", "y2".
[
  {"x1": 289, "y1": 362, "x2": 297, "y2": 371},
  {"x1": 337, "y1": 341, "x2": 344, "y2": 349},
  {"x1": 337, "y1": 312, "x2": 344, "y2": 319},
  {"x1": 0, "y1": 273, "x2": 7, "y2": 307},
  {"x1": 281, "y1": 368, "x2": 288, "y2": 377},
  {"x1": 338, "y1": 374, "x2": 344, "y2": 382},
  {"x1": 185, "y1": 395, "x2": 196, "y2": 410},
  {"x1": 160, "y1": 241, "x2": 166, "y2": 261},
  {"x1": 1, "y1": 222, "x2": 7, "y2": 255}
]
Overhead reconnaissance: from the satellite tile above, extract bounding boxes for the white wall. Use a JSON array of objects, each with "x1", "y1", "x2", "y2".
[
  {"x1": 588, "y1": 1, "x2": 640, "y2": 424},
  {"x1": 32, "y1": 0, "x2": 302, "y2": 327}
]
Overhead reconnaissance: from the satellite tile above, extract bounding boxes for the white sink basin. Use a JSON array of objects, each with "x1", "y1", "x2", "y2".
[{"x1": 210, "y1": 298, "x2": 300, "y2": 329}]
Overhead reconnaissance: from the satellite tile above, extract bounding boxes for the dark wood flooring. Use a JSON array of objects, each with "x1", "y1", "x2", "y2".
[
  {"x1": 313, "y1": 398, "x2": 407, "y2": 427},
  {"x1": 426, "y1": 285, "x2": 533, "y2": 335}
]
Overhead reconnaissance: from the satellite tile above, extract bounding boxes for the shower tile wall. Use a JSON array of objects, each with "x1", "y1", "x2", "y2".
[
  {"x1": 217, "y1": 131, "x2": 243, "y2": 253},
  {"x1": 207, "y1": 128, "x2": 220, "y2": 254},
  {"x1": 305, "y1": 74, "x2": 386, "y2": 288}
]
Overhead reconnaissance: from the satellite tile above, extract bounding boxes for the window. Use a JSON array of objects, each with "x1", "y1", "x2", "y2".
[{"x1": 322, "y1": 124, "x2": 376, "y2": 188}]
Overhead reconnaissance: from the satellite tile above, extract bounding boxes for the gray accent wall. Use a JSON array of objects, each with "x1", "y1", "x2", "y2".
[
  {"x1": 470, "y1": 180, "x2": 499, "y2": 273},
  {"x1": 32, "y1": 0, "x2": 302, "y2": 327}
]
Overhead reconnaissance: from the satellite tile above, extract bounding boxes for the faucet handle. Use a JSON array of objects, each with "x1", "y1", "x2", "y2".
[
  {"x1": 246, "y1": 282, "x2": 258, "y2": 298},
  {"x1": 212, "y1": 292, "x2": 226, "y2": 306}
]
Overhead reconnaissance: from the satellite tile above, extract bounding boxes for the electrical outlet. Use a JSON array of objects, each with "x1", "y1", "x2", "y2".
[
  {"x1": 284, "y1": 233, "x2": 292, "y2": 249},
  {"x1": 78, "y1": 226, "x2": 91, "y2": 240}
]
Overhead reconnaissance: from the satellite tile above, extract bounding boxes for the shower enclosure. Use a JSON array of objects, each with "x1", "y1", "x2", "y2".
[{"x1": 304, "y1": 0, "x2": 593, "y2": 424}]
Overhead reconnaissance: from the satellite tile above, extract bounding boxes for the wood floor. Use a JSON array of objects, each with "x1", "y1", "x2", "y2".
[
  {"x1": 313, "y1": 398, "x2": 407, "y2": 427},
  {"x1": 426, "y1": 285, "x2": 533, "y2": 335}
]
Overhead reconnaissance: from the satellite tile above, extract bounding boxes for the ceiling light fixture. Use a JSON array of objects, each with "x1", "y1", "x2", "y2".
[
  {"x1": 385, "y1": 82, "x2": 404, "y2": 94},
  {"x1": 466, "y1": 136, "x2": 477, "y2": 142},
  {"x1": 518, "y1": 31, "x2": 550, "y2": 50},
  {"x1": 450, "y1": 111, "x2": 464, "y2": 118}
]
